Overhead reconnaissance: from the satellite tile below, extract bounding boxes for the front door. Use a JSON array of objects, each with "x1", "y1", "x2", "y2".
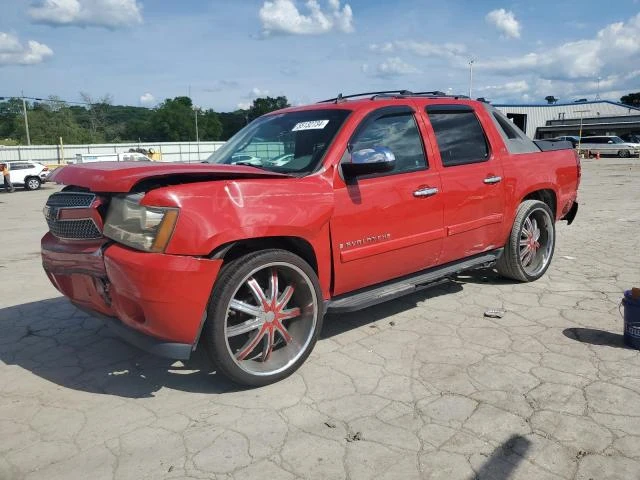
[
  {"x1": 331, "y1": 106, "x2": 444, "y2": 296},
  {"x1": 424, "y1": 105, "x2": 505, "y2": 263}
]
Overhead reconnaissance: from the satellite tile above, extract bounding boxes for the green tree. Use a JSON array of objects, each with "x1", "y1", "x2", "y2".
[
  {"x1": 248, "y1": 96, "x2": 290, "y2": 121},
  {"x1": 219, "y1": 111, "x2": 249, "y2": 140},
  {"x1": 151, "y1": 96, "x2": 196, "y2": 141},
  {"x1": 14, "y1": 101, "x2": 89, "y2": 144},
  {"x1": 0, "y1": 97, "x2": 22, "y2": 140},
  {"x1": 198, "y1": 109, "x2": 223, "y2": 141},
  {"x1": 620, "y1": 92, "x2": 640, "y2": 107},
  {"x1": 80, "y1": 92, "x2": 113, "y2": 142}
]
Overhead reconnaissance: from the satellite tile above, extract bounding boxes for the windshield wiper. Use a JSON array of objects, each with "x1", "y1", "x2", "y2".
[
  {"x1": 233, "y1": 161, "x2": 269, "y2": 169},
  {"x1": 232, "y1": 162, "x2": 291, "y2": 176}
]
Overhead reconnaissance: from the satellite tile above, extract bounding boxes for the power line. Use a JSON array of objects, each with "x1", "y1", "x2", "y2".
[{"x1": 0, "y1": 95, "x2": 92, "y2": 106}]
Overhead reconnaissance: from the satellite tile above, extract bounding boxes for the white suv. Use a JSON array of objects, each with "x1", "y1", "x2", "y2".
[{"x1": 5, "y1": 162, "x2": 49, "y2": 190}]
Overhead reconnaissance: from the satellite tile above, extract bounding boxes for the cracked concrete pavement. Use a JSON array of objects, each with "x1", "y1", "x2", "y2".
[{"x1": 1, "y1": 158, "x2": 640, "y2": 480}]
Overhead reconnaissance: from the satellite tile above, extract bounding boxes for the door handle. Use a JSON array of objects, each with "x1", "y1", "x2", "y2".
[
  {"x1": 413, "y1": 187, "x2": 439, "y2": 198},
  {"x1": 484, "y1": 176, "x2": 502, "y2": 184}
]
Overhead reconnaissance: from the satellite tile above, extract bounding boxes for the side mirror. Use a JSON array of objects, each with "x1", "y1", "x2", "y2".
[
  {"x1": 608, "y1": 140, "x2": 614, "y2": 144},
  {"x1": 342, "y1": 146, "x2": 396, "y2": 177}
]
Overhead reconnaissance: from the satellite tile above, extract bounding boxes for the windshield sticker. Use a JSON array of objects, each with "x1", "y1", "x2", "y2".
[{"x1": 292, "y1": 120, "x2": 330, "y2": 131}]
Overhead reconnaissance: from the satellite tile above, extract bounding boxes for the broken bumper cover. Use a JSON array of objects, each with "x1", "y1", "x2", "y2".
[
  {"x1": 41, "y1": 232, "x2": 223, "y2": 359},
  {"x1": 563, "y1": 201, "x2": 578, "y2": 225}
]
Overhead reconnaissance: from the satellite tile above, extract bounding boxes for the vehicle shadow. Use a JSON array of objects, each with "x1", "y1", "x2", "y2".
[
  {"x1": 469, "y1": 434, "x2": 531, "y2": 479},
  {"x1": 563, "y1": 327, "x2": 631, "y2": 349},
  {"x1": 0, "y1": 280, "x2": 465, "y2": 399}
]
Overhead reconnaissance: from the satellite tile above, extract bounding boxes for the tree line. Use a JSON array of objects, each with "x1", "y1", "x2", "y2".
[{"x1": 0, "y1": 94, "x2": 290, "y2": 146}]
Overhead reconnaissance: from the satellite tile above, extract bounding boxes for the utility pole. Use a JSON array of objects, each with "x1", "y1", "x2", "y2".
[
  {"x1": 193, "y1": 106, "x2": 200, "y2": 162},
  {"x1": 21, "y1": 92, "x2": 31, "y2": 146},
  {"x1": 468, "y1": 59, "x2": 475, "y2": 99},
  {"x1": 576, "y1": 109, "x2": 590, "y2": 154},
  {"x1": 595, "y1": 76, "x2": 601, "y2": 100}
]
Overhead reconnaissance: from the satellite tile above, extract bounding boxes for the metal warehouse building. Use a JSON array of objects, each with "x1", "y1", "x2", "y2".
[{"x1": 494, "y1": 101, "x2": 640, "y2": 140}]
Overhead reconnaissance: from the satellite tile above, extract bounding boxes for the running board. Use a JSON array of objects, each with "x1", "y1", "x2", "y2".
[{"x1": 326, "y1": 249, "x2": 503, "y2": 314}]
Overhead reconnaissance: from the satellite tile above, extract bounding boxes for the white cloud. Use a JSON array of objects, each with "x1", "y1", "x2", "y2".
[
  {"x1": 29, "y1": 0, "x2": 143, "y2": 29},
  {"x1": 374, "y1": 57, "x2": 419, "y2": 78},
  {"x1": 139, "y1": 92, "x2": 155, "y2": 105},
  {"x1": 250, "y1": 87, "x2": 270, "y2": 97},
  {"x1": 259, "y1": 0, "x2": 354, "y2": 36},
  {"x1": 478, "y1": 13, "x2": 640, "y2": 81},
  {"x1": 237, "y1": 102, "x2": 252, "y2": 110},
  {"x1": 0, "y1": 32, "x2": 53, "y2": 66},
  {"x1": 478, "y1": 80, "x2": 530, "y2": 95},
  {"x1": 370, "y1": 40, "x2": 467, "y2": 59},
  {"x1": 486, "y1": 9, "x2": 521, "y2": 39}
]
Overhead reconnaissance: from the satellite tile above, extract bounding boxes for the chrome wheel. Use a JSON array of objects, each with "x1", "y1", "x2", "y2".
[
  {"x1": 224, "y1": 262, "x2": 318, "y2": 376},
  {"x1": 519, "y1": 208, "x2": 554, "y2": 277}
]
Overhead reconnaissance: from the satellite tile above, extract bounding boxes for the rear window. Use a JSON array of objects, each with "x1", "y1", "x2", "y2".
[{"x1": 426, "y1": 108, "x2": 490, "y2": 167}]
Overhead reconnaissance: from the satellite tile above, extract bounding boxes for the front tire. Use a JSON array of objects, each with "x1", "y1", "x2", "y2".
[
  {"x1": 24, "y1": 177, "x2": 41, "y2": 190},
  {"x1": 203, "y1": 249, "x2": 323, "y2": 387},
  {"x1": 497, "y1": 200, "x2": 556, "y2": 282},
  {"x1": 618, "y1": 149, "x2": 631, "y2": 158}
]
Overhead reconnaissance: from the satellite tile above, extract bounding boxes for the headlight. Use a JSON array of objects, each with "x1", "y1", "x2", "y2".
[{"x1": 103, "y1": 193, "x2": 179, "y2": 252}]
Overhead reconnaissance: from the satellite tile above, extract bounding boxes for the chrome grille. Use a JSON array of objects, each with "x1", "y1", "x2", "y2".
[
  {"x1": 46, "y1": 218, "x2": 102, "y2": 240},
  {"x1": 44, "y1": 192, "x2": 103, "y2": 240},
  {"x1": 46, "y1": 192, "x2": 95, "y2": 208}
]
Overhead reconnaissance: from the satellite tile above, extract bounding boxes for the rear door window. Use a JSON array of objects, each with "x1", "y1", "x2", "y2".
[{"x1": 426, "y1": 106, "x2": 490, "y2": 166}]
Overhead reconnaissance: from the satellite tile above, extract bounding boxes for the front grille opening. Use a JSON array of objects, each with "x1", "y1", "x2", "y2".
[
  {"x1": 45, "y1": 192, "x2": 104, "y2": 240},
  {"x1": 47, "y1": 218, "x2": 102, "y2": 240}
]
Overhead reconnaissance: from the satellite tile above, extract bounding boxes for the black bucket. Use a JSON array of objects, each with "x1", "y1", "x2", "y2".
[{"x1": 623, "y1": 290, "x2": 640, "y2": 349}]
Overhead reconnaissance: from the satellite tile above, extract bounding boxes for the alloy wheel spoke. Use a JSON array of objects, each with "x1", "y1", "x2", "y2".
[
  {"x1": 522, "y1": 249, "x2": 534, "y2": 266},
  {"x1": 227, "y1": 318, "x2": 264, "y2": 337},
  {"x1": 519, "y1": 246, "x2": 530, "y2": 261},
  {"x1": 277, "y1": 285, "x2": 295, "y2": 310},
  {"x1": 273, "y1": 319, "x2": 293, "y2": 343},
  {"x1": 262, "y1": 327, "x2": 276, "y2": 362},
  {"x1": 229, "y1": 299, "x2": 263, "y2": 318},
  {"x1": 269, "y1": 268, "x2": 279, "y2": 306},
  {"x1": 247, "y1": 277, "x2": 270, "y2": 310},
  {"x1": 278, "y1": 307, "x2": 301, "y2": 321},
  {"x1": 235, "y1": 326, "x2": 267, "y2": 361},
  {"x1": 519, "y1": 238, "x2": 529, "y2": 247},
  {"x1": 523, "y1": 218, "x2": 533, "y2": 237}
]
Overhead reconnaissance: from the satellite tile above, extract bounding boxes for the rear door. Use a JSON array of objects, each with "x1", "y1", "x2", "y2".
[
  {"x1": 423, "y1": 105, "x2": 505, "y2": 263},
  {"x1": 330, "y1": 105, "x2": 444, "y2": 295}
]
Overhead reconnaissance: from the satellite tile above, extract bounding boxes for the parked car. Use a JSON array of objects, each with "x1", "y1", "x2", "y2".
[
  {"x1": 5, "y1": 161, "x2": 49, "y2": 190},
  {"x1": 42, "y1": 92, "x2": 580, "y2": 386},
  {"x1": 579, "y1": 136, "x2": 640, "y2": 158},
  {"x1": 619, "y1": 133, "x2": 640, "y2": 144},
  {"x1": 548, "y1": 136, "x2": 580, "y2": 148}
]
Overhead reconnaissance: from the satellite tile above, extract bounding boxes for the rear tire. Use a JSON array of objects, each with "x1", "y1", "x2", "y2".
[
  {"x1": 203, "y1": 249, "x2": 323, "y2": 387},
  {"x1": 24, "y1": 177, "x2": 41, "y2": 191},
  {"x1": 497, "y1": 200, "x2": 555, "y2": 282}
]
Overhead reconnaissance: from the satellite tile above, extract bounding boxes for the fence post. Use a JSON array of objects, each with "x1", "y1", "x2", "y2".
[{"x1": 58, "y1": 137, "x2": 64, "y2": 164}]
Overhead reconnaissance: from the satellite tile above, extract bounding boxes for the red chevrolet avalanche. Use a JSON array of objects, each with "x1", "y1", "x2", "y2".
[{"x1": 42, "y1": 91, "x2": 580, "y2": 386}]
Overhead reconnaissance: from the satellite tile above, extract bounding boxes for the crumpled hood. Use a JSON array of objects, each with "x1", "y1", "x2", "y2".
[{"x1": 49, "y1": 162, "x2": 288, "y2": 192}]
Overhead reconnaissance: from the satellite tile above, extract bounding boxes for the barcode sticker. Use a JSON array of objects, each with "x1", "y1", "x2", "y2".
[{"x1": 292, "y1": 120, "x2": 330, "y2": 131}]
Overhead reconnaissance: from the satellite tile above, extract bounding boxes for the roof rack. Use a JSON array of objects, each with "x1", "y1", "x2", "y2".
[{"x1": 318, "y1": 90, "x2": 469, "y2": 104}]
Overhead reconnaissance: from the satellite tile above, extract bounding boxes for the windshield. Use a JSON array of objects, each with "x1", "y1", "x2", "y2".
[
  {"x1": 205, "y1": 109, "x2": 351, "y2": 174},
  {"x1": 611, "y1": 136, "x2": 625, "y2": 144}
]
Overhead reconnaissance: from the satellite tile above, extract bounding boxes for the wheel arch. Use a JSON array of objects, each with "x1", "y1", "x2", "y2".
[
  {"x1": 210, "y1": 236, "x2": 319, "y2": 276},
  {"x1": 522, "y1": 188, "x2": 557, "y2": 218}
]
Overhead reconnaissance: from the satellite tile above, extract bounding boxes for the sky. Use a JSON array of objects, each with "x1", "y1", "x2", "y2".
[{"x1": 1, "y1": 0, "x2": 640, "y2": 112}]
